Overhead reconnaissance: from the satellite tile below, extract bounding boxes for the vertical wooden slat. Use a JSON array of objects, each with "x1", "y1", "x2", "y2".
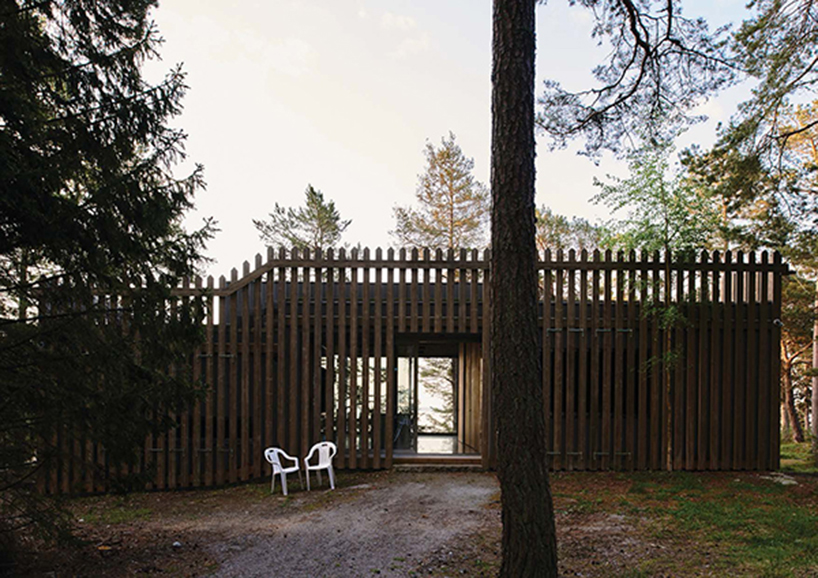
[
  {"x1": 602, "y1": 250, "x2": 613, "y2": 471},
  {"x1": 240, "y1": 263, "x2": 251, "y2": 482},
  {"x1": 638, "y1": 252, "x2": 649, "y2": 470},
  {"x1": 649, "y1": 253, "x2": 661, "y2": 470},
  {"x1": 301, "y1": 250, "x2": 312, "y2": 462},
  {"x1": 228, "y1": 268, "x2": 239, "y2": 484},
  {"x1": 325, "y1": 249, "x2": 336, "y2": 446},
  {"x1": 458, "y1": 249, "x2": 467, "y2": 333},
  {"x1": 205, "y1": 277, "x2": 215, "y2": 486},
  {"x1": 420, "y1": 248, "x2": 430, "y2": 332},
  {"x1": 288, "y1": 251, "x2": 299, "y2": 455},
  {"x1": 433, "y1": 248, "x2": 442, "y2": 332},
  {"x1": 721, "y1": 252, "x2": 734, "y2": 471},
  {"x1": 614, "y1": 252, "x2": 625, "y2": 470},
  {"x1": 264, "y1": 251, "x2": 275, "y2": 455},
  {"x1": 410, "y1": 248, "x2": 419, "y2": 333},
  {"x1": 627, "y1": 252, "x2": 638, "y2": 471},
  {"x1": 746, "y1": 252, "x2": 758, "y2": 470},
  {"x1": 673, "y1": 259, "x2": 684, "y2": 470},
  {"x1": 253, "y1": 259, "x2": 263, "y2": 480},
  {"x1": 361, "y1": 249, "x2": 371, "y2": 469},
  {"x1": 349, "y1": 249, "x2": 359, "y2": 469},
  {"x1": 216, "y1": 276, "x2": 227, "y2": 486},
  {"x1": 685, "y1": 256, "x2": 697, "y2": 470},
  {"x1": 733, "y1": 251, "x2": 746, "y2": 469},
  {"x1": 566, "y1": 250, "x2": 577, "y2": 471},
  {"x1": 590, "y1": 251, "x2": 601, "y2": 471},
  {"x1": 386, "y1": 249, "x2": 396, "y2": 468},
  {"x1": 757, "y1": 252, "x2": 770, "y2": 470},
  {"x1": 696, "y1": 252, "x2": 710, "y2": 471},
  {"x1": 398, "y1": 248, "x2": 407, "y2": 333},
  {"x1": 553, "y1": 250, "x2": 565, "y2": 470},
  {"x1": 578, "y1": 251, "x2": 588, "y2": 470},
  {"x1": 709, "y1": 252, "x2": 721, "y2": 470},
  {"x1": 191, "y1": 278, "x2": 202, "y2": 487},
  {"x1": 542, "y1": 250, "x2": 554, "y2": 461},
  {"x1": 470, "y1": 250, "x2": 479, "y2": 334},
  {"x1": 313, "y1": 250, "x2": 323, "y2": 449},
  {"x1": 373, "y1": 248, "x2": 383, "y2": 469},
  {"x1": 276, "y1": 249, "x2": 287, "y2": 448},
  {"x1": 337, "y1": 250, "x2": 347, "y2": 468}
]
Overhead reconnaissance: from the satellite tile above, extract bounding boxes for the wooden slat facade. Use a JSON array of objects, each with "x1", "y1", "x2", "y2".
[{"x1": 42, "y1": 249, "x2": 787, "y2": 494}]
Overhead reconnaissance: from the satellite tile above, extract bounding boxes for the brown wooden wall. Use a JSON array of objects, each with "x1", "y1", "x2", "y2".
[{"x1": 42, "y1": 248, "x2": 786, "y2": 494}]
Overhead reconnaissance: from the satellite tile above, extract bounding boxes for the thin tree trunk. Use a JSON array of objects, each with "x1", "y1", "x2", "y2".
[
  {"x1": 783, "y1": 362, "x2": 805, "y2": 442},
  {"x1": 491, "y1": 0, "x2": 558, "y2": 576},
  {"x1": 812, "y1": 284, "x2": 818, "y2": 458}
]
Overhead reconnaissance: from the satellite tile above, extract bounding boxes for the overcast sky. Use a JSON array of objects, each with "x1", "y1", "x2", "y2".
[{"x1": 144, "y1": 0, "x2": 748, "y2": 277}]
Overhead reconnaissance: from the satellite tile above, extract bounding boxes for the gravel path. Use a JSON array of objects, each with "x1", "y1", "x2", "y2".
[{"x1": 208, "y1": 472, "x2": 498, "y2": 578}]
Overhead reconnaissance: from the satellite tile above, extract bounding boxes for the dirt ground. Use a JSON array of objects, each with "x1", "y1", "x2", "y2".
[
  {"x1": 30, "y1": 471, "x2": 502, "y2": 577},
  {"x1": 22, "y1": 469, "x2": 818, "y2": 577}
]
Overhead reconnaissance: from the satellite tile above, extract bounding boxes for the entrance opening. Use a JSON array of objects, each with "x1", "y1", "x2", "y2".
[{"x1": 394, "y1": 337, "x2": 482, "y2": 455}]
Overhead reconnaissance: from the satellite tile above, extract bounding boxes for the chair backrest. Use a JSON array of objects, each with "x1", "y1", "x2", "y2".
[
  {"x1": 264, "y1": 447, "x2": 284, "y2": 473},
  {"x1": 309, "y1": 441, "x2": 337, "y2": 467}
]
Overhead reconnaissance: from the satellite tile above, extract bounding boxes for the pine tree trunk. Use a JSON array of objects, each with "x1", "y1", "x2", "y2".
[
  {"x1": 491, "y1": 0, "x2": 558, "y2": 576},
  {"x1": 812, "y1": 284, "x2": 818, "y2": 456},
  {"x1": 783, "y1": 363, "x2": 805, "y2": 443}
]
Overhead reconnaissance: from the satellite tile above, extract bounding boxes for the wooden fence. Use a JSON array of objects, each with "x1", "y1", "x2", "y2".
[{"x1": 41, "y1": 248, "x2": 786, "y2": 494}]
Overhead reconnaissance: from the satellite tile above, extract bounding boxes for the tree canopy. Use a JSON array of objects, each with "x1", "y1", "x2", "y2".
[
  {"x1": 392, "y1": 132, "x2": 489, "y2": 250},
  {"x1": 0, "y1": 0, "x2": 212, "y2": 546},
  {"x1": 594, "y1": 142, "x2": 720, "y2": 255},
  {"x1": 252, "y1": 185, "x2": 351, "y2": 252}
]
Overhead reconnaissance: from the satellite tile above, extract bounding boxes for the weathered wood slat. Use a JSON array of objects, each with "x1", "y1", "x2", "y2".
[
  {"x1": 229, "y1": 268, "x2": 239, "y2": 485},
  {"x1": 216, "y1": 276, "x2": 227, "y2": 486},
  {"x1": 337, "y1": 251, "x2": 347, "y2": 469},
  {"x1": 746, "y1": 253, "x2": 758, "y2": 470},
  {"x1": 240, "y1": 264, "x2": 251, "y2": 482},
  {"x1": 301, "y1": 252, "x2": 311, "y2": 463},
  {"x1": 361, "y1": 250, "x2": 371, "y2": 469},
  {"x1": 373, "y1": 248, "x2": 383, "y2": 469},
  {"x1": 349, "y1": 251, "x2": 359, "y2": 469},
  {"x1": 614, "y1": 252, "x2": 625, "y2": 470},
  {"x1": 385, "y1": 248, "x2": 396, "y2": 468},
  {"x1": 566, "y1": 251, "x2": 577, "y2": 471},
  {"x1": 578, "y1": 251, "x2": 589, "y2": 471}
]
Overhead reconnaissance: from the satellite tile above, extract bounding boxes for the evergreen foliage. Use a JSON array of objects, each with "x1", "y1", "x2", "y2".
[
  {"x1": 392, "y1": 132, "x2": 489, "y2": 250},
  {"x1": 252, "y1": 185, "x2": 350, "y2": 251},
  {"x1": 0, "y1": 0, "x2": 213, "y2": 552},
  {"x1": 536, "y1": 0, "x2": 734, "y2": 157},
  {"x1": 594, "y1": 142, "x2": 720, "y2": 256},
  {"x1": 535, "y1": 207, "x2": 606, "y2": 253}
]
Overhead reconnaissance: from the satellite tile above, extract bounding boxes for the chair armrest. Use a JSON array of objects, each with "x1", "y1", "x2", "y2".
[{"x1": 279, "y1": 450, "x2": 300, "y2": 469}]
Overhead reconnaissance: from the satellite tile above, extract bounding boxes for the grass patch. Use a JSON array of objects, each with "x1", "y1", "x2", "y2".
[
  {"x1": 780, "y1": 442, "x2": 818, "y2": 474},
  {"x1": 616, "y1": 473, "x2": 818, "y2": 576}
]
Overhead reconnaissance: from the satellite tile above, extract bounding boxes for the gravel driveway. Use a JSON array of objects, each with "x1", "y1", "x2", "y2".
[{"x1": 208, "y1": 472, "x2": 499, "y2": 578}]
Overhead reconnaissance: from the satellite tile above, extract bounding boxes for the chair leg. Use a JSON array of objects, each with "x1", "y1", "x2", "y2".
[
  {"x1": 281, "y1": 473, "x2": 288, "y2": 496},
  {"x1": 306, "y1": 470, "x2": 311, "y2": 491},
  {"x1": 271, "y1": 472, "x2": 275, "y2": 495},
  {"x1": 328, "y1": 465, "x2": 335, "y2": 490}
]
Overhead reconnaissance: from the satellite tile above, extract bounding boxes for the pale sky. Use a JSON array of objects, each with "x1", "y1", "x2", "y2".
[{"x1": 144, "y1": 0, "x2": 748, "y2": 277}]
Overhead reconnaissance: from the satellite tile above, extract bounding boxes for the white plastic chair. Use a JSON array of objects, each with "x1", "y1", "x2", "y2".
[
  {"x1": 264, "y1": 447, "x2": 302, "y2": 496},
  {"x1": 304, "y1": 441, "x2": 337, "y2": 491}
]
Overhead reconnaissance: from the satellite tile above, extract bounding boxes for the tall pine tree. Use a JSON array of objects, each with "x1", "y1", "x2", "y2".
[
  {"x1": 0, "y1": 0, "x2": 213, "y2": 548},
  {"x1": 392, "y1": 132, "x2": 489, "y2": 250},
  {"x1": 253, "y1": 185, "x2": 351, "y2": 251}
]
